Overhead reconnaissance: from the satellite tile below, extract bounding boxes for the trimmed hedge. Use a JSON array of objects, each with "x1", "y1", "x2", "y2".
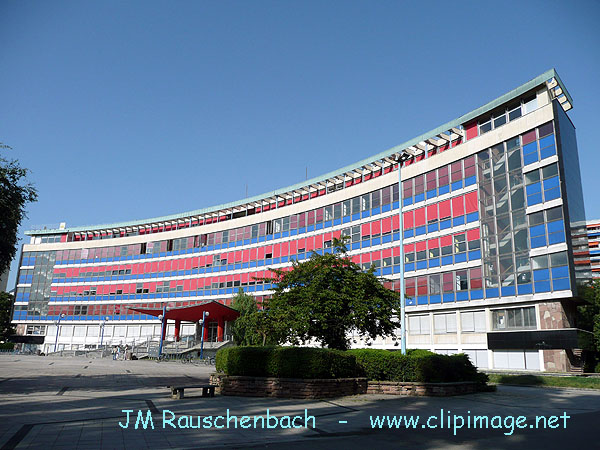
[
  {"x1": 347, "y1": 349, "x2": 488, "y2": 384},
  {"x1": 216, "y1": 346, "x2": 359, "y2": 379},
  {"x1": 216, "y1": 347, "x2": 488, "y2": 386},
  {"x1": 0, "y1": 342, "x2": 15, "y2": 350}
]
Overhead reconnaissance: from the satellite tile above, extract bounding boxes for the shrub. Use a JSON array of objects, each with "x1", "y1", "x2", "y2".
[
  {"x1": 347, "y1": 349, "x2": 488, "y2": 385},
  {"x1": 216, "y1": 346, "x2": 359, "y2": 379},
  {"x1": 0, "y1": 342, "x2": 15, "y2": 350}
]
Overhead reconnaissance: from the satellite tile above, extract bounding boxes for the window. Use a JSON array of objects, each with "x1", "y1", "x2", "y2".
[
  {"x1": 456, "y1": 270, "x2": 468, "y2": 291},
  {"x1": 508, "y1": 104, "x2": 522, "y2": 121},
  {"x1": 434, "y1": 313, "x2": 457, "y2": 334},
  {"x1": 493, "y1": 307, "x2": 536, "y2": 330},
  {"x1": 461, "y1": 311, "x2": 486, "y2": 333},
  {"x1": 409, "y1": 315, "x2": 430, "y2": 335},
  {"x1": 479, "y1": 120, "x2": 492, "y2": 134}
]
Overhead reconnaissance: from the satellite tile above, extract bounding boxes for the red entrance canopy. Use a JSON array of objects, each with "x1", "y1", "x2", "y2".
[{"x1": 128, "y1": 300, "x2": 240, "y2": 323}]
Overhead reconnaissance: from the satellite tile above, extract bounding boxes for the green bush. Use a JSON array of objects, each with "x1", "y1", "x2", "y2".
[
  {"x1": 0, "y1": 342, "x2": 15, "y2": 350},
  {"x1": 347, "y1": 349, "x2": 488, "y2": 385},
  {"x1": 216, "y1": 346, "x2": 359, "y2": 379}
]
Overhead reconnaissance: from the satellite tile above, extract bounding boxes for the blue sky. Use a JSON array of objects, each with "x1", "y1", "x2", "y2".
[{"x1": 1, "y1": 0, "x2": 599, "y2": 287}]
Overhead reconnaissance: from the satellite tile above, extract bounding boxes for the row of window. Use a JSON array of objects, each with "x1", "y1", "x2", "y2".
[
  {"x1": 13, "y1": 298, "x2": 268, "y2": 321},
  {"x1": 528, "y1": 207, "x2": 566, "y2": 248},
  {"x1": 402, "y1": 156, "x2": 476, "y2": 205},
  {"x1": 408, "y1": 306, "x2": 536, "y2": 335},
  {"x1": 40, "y1": 185, "x2": 403, "y2": 266},
  {"x1": 404, "y1": 228, "x2": 481, "y2": 272},
  {"x1": 66, "y1": 179, "x2": 400, "y2": 243},
  {"x1": 405, "y1": 254, "x2": 570, "y2": 305},
  {"x1": 525, "y1": 162, "x2": 561, "y2": 206},
  {"x1": 402, "y1": 192, "x2": 479, "y2": 237},
  {"x1": 477, "y1": 95, "x2": 538, "y2": 135}
]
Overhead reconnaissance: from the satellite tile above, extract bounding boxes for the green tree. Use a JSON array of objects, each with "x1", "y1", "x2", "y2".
[
  {"x1": 0, "y1": 291, "x2": 16, "y2": 341},
  {"x1": 231, "y1": 288, "x2": 283, "y2": 346},
  {"x1": 1, "y1": 144, "x2": 38, "y2": 275},
  {"x1": 231, "y1": 288, "x2": 261, "y2": 345},
  {"x1": 263, "y1": 238, "x2": 400, "y2": 350},
  {"x1": 578, "y1": 279, "x2": 600, "y2": 353}
]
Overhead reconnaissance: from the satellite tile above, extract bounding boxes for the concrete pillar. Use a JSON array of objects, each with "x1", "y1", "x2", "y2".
[
  {"x1": 161, "y1": 320, "x2": 167, "y2": 341},
  {"x1": 174, "y1": 320, "x2": 181, "y2": 342},
  {"x1": 217, "y1": 317, "x2": 224, "y2": 342}
]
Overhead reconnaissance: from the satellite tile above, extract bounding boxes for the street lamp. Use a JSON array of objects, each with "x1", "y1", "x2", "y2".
[
  {"x1": 99, "y1": 316, "x2": 109, "y2": 348},
  {"x1": 199, "y1": 311, "x2": 210, "y2": 360},
  {"x1": 395, "y1": 151, "x2": 412, "y2": 355},
  {"x1": 157, "y1": 303, "x2": 171, "y2": 358},
  {"x1": 53, "y1": 313, "x2": 66, "y2": 353}
]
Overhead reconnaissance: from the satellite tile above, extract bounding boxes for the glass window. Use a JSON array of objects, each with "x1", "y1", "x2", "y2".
[
  {"x1": 479, "y1": 120, "x2": 492, "y2": 134},
  {"x1": 493, "y1": 113, "x2": 507, "y2": 128},
  {"x1": 351, "y1": 197, "x2": 360, "y2": 214},
  {"x1": 429, "y1": 274, "x2": 441, "y2": 295},
  {"x1": 507, "y1": 149, "x2": 522, "y2": 172},
  {"x1": 372, "y1": 190, "x2": 381, "y2": 208},
  {"x1": 342, "y1": 200, "x2": 351, "y2": 217},
  {"x1": 361, "y1": 193, "x2": 370, "y2": 211},
  {"x1": 456, "y1": 270, "x2": 468, "y2": 290},
  {"x1": 550, "y1": 251, "x2": 568, "y2": 267},
  {"x1": 451, "y1": 161, "x2": 462, "y2": 182},
  {"x1": 546, "y1": 207, "x2": 563, "y2": 222},
  {"x1": 525, "y1": 170, "x2": 540, "y2": 185},
  {"x1": 426, "y1": 171, "x2": 437, "y2": 192},
  {"x1": 403, "y1": 180, "x2": 413, "y2": 198},
  {"x1": 532, "y1": 255, "x2": 549, "y2": 269},
  {"x1": 508, "y1": 105, "x2": 522, "y2": 121},
  {"x1": 529, "y1": 211, "x2": 545, "y2": 226},
  {"x1": 438, "y1": 166, "x2": 449, "y2": 187},
  {"x1": 542, "y1": 163, "x2": 558, "y2": 179}
]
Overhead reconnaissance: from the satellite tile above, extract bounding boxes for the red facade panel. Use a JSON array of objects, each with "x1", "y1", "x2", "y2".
[
  {"x1": 414, "y1": 208, "x2": 426, "y2": 227},
  {"x1": 465, "y1": 121, "x2": 478, "y2": 140},
  {"x1": 465, "y1": 191, "x2": 478, "y2": 213},
  {"x1": 452, "y1": 195, "x2": 465, "y2": 217}
]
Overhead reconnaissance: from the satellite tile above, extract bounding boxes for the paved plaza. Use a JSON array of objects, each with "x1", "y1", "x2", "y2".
[{"x1": 1, "y1": 355, "x2": 599, "y2": 449}]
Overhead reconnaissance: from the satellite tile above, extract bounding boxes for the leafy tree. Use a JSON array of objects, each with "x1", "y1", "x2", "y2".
[
  {"x1": 0, "y1": 291, "x2": 16, "y2": 341},
  {"x1": 231, "y1": 288, "x2": 283, "y2": 346},
  {"x1": 1, "y1": 144, "x2": 38, "y2": 275},
  {"x1": 578, "y1": 279, "x2": 600, "y2": 353},
  {"x1": 262, "y1": 238, "x2": 400, "y2": 350},
  {"x1": 231, "y1": 288, "x2": 261, "y2": 345}
]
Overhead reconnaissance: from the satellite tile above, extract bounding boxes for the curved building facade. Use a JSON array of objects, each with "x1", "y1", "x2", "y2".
[{"x1": 12, "y1": 69, "x2": 590, "y2": 371}]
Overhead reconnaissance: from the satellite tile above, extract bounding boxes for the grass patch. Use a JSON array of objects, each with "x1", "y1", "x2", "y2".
[{"x1": 488, "y1": 374, "x2": 600, "y2": 389}]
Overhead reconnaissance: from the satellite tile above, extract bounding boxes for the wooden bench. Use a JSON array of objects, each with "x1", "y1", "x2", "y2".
[{"x1": 169, "y1": 384, "x2": 216, "y2": 399}]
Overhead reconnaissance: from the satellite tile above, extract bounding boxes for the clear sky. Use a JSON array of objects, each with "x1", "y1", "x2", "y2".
[{"x1": 1, "y1": 0, "x2": 599, "y2": 287}]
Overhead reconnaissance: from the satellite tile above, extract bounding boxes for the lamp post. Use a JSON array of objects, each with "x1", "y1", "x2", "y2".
[
  {"x1": 53, "y1": 313, "x2": 66, "y2": 353},
  {"x1": 395, "y1": 151, "x2": 412, "y2": 355},
  {"x1": 158, "y1": 303, "x2": 169, "y2": 358},
  {"x1": 99, "y1": 316, "x2": 109, "y2": 348},
  {"x1": 199, "y1": 311, "x2": 210, "y2": 360}
]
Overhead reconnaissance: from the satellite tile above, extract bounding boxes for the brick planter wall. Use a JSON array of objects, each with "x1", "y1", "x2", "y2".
[
  {"x1": 209, "y1": 374, "x2": 479, "y2": 398},
  {"x1": 367, "y1": 381, "x2": 478, "y2": 396},
  {"x1": 209, "y1": 374, "x2": 367, "y2": 399}
]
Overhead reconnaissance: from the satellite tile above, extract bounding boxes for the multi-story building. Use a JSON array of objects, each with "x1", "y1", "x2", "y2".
[
  {"x1": 12, "y1": 69, "x2": 590, "y2": 371},
  {"x1": 587, "y1": 220, "x2": 600, "y2": 278}
]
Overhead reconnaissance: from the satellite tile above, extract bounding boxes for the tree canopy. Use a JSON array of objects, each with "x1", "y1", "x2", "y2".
[
  {"x1": 0, "y1": 292, "x2": 16, "y2": 340},
  {"x1": 1, "y1": 144, "x2": 38, "y2": 275},
  {"x1": 231, "y1": 288, "x2": 282, "y2": 346},
  {"x1": 578, "y1": 279, "x2": 600, "y2": 353},
  {"x1": 262, "y1": 238, "x2": 400, "y2": 350}
]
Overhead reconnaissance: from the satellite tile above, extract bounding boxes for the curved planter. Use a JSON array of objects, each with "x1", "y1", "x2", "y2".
[{"x1": 210, "y1": 374, "x2": 367, "y2": 399}]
